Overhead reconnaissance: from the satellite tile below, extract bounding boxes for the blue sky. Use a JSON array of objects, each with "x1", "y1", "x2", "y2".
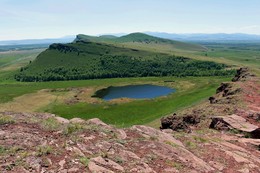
[{"x1": 1, "y1": 0, "x2": 260, "y2": 40}]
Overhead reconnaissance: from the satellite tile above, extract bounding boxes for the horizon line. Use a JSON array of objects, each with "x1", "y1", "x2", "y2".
[{"x1": 1, "y1": 32, "x2": 260, "y2": 42}]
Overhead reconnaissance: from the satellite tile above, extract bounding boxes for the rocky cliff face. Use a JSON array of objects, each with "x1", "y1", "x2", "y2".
[{"x1": 1, "y1": 67, "x2": 260, "y2": 173}]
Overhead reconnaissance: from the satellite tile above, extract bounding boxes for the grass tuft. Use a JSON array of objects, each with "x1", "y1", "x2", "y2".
[
  {"x1": 41, "y1": 117, "x2": 61, "y2": 131},
  {"x1": 36, "y1": 145, "x2": 53, "y2": 157},
  {"x1": 79, "y1": 157, "x2": 90, "y2": 167},
  {"x1": 0, "y1": 115, "x2": 15, "y2": 125}
]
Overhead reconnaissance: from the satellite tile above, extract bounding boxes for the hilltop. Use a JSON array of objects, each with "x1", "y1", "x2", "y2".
[
  {"x1": 75, "y1": 32, "x2": 207, "y2": 51},
  {"x1": 1, "y1": 67, "x2": 260, "y2": 172},
  {"x1": 15, "y1": 33, "x2": 233, "y2": 82}
]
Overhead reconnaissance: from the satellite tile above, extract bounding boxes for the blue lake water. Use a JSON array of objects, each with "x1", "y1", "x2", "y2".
[{"x1": 94, "y1": 84, "x2": 175, "y2": 101}]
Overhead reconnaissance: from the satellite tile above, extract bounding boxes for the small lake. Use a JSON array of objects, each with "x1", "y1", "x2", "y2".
[{"x1": 93, "y1": 84, "x2": 175, "y2": 101}]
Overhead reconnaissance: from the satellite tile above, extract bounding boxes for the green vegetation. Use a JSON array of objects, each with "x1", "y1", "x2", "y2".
[
  {"x1": 15, "y1": 37, "x2": 234, "y2": 82},
  {"x1": 0, "y1": 76, "x2": 171, "y2": 103},
  {"x1": 63, "y1": 123, "x2": 85, "y2": 135},
  {"x1": 192, "y1": 136, "x2": 209, "y2": 143},
  {"x1": 0, "y1": 44, "x2": 48, "y2": 52},
  {"x1": 166, "y1": 160, "x2": 183, "y2": 170},
  {"x1": 40, "y1": 117, "x2": 62, "y2": 131},
  {"x1": 42, "y1": 77, "x2": 230, "y2": 127},
  {"x1": 197, "y1": 42, "x2": 260, "y2": 71},
  {"x1": 79, "y1": 157, "x2": 90, "y2": 167},
  {"x1": 0, "y1": 145, "x2": 8, "y2": 155},
  {"x1": 0, "y1": 115, "x2": 15, "y2": 125},
  {"x1": 0, "y1": 49, "x2": 43, "y2": 81},
  {"x1": 0, "y1": 73, "x2": 230, "y2": 127},
  {"x1": 185, "y1": 141, "x2": 197, "y2": 149},
  {"x1": 1, "y1": 34, "x2": 260, "y2": 128},
  {"x1": 36, "y1": 145, "x2": 53, "y2": 156}
]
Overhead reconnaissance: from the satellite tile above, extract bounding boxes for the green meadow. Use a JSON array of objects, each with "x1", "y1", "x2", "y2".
[{"x1": 44, "y1": 77, "x2": 230, "y2": 127}]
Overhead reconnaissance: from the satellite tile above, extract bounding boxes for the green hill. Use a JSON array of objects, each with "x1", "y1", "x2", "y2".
[
  {"x1": 75, "y1": 33, "x2": 207, "y2": 52},
  {"x1": 15, "y1": 39, "x2": 234, "y2": 82}
]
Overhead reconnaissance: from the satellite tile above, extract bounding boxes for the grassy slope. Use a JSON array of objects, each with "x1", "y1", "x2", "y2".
[
  {"x1": 197, "y1": 43, "x2": 260, "y2": 75},
  {"x1": 0, "y1": 49, "x2": 42, "y2": 68},
  {"x1": 110, "y1": 40, "x2": 260, "y2": 75},
  {"x1": 16, "y1": 41, "x2": 163, "y2": 80},
  {"x1": 16, "y1": 39, "x2": 231, "y2": 82},
  {"x1": 0, "y1": 49, "x2": 43, "y2": 81}
]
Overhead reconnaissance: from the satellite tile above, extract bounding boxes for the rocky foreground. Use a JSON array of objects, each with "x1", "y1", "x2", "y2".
[{"x1": 0, "y1": 68, "x2": 260, "y2": 173}]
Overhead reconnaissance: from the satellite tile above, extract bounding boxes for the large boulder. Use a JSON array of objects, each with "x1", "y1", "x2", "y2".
[
  {"x1": 210, "y1": 114, "x2": 260, "y2": 138},
  {"x1": 161, "y1": 114, "x2": 190, "y2": 132},
  {"x1": 160, "y1": 113, "x2": 200, "y2": 132}
]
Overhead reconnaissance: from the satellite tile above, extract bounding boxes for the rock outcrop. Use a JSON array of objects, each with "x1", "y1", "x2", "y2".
[
  {"x1": 210, "y1": 114, "x2": 260, "y2": 138},
  {"x1": 160, "y1": 113, "x2": 200, "y2": 132},
  {"x1": 232, "y1": 67, "x2": 255, "y2": 82},
  {"x1": 0, "y1": 112, "x2": 215, "y2": 173}
]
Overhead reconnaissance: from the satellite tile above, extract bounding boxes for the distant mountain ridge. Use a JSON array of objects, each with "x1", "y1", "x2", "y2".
[
  {"x1": 145, "y1": 32, "x2": 260, "y2": 42},
  {"x1": 0, "y1": 36, "x2": 75, "y2": 46},
  {"x1": 2, "y1": 32, "x2": 260, "y2": 46}
]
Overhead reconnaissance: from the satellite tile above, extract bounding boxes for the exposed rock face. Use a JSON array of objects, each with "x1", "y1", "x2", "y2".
[
  {"x1": 216, "y1": 82, "x2": 242, "y2": 97},
  {"x1": 49, "y1": 43, "x2": 79, "y2": 53},
  {"x1": 208, "y1": 67, "x2": 260, "y2": 140},
  {"x1": 209, "y1": 82, "x2": 241, "y2": 104},
  {"x1": 251, "y1": 128, "x2": 260, "y2": 139},
  {"x1": 232, "y1": 67, "x2": 255, "y2": 82},
  {"x1": 208, "y1": 68, "x2": 257, "y2": 106},
  {"x1": 209, "y1": 116, "x2": 231, "y2": 131},
  {"x1": 160, "y1": 113, "x2": 200, "y2": 132},
  {"x1": 209, "y1": 96, "x2": 216, "y2": 104},
  {"x1": 183, "y1": 114, "x2": 201, "y2": 124},
  {"x1": 210, "y1": 114, "x2": 260, "y2": 137},
  {"x1": 161, "y1": 114, "x2": 189, "y2": 132}
]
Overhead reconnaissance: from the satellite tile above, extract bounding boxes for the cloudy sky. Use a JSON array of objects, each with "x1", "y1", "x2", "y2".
[{"x1": 1, "y1": 0, "x2": 260, "y2": 40}]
